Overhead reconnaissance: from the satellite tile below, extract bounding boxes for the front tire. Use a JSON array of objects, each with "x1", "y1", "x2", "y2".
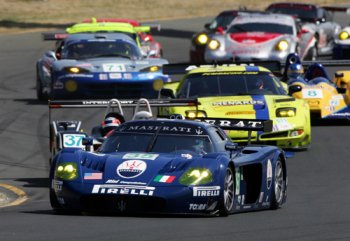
[
  {"x1": 219, "y1": 167, "x2": 235, "y2": 216},
  {"x1": 270, "y1": 159, "x2": 286, "y2": 209}
]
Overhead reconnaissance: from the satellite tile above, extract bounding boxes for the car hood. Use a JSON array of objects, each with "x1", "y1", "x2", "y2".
[
  {"x1": 229, "y1": 32, "x2": 283, "y2": 44},
  {"x1": 53, "y1": 57, "x2": 168, "y2": 72},
  {"x1": 80, "y1": 151, "x2": 220, "y2": 186}
]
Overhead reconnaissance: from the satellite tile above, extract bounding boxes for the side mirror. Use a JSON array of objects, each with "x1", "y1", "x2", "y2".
[
  {"x1": 147, "y1": 50, "x2": 157, "y2": 58},
  {"x1": 45, "y1": 51, "x2": 57, "y2": 60},
  {"x1": 225, "y1": 142, "x2": 238, "y2": 151},
  {"x1": 204, "y1": 23, "x2": 210, "y2": 30},
  {"x1": 160, "y1": 88, "x2": 175, "y2": 98},
  {"x1": 288, "y1": 85, "x2": 303, "y2": 95}
]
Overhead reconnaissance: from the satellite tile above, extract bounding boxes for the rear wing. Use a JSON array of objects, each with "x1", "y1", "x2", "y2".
[
  {"x1": 42, "y1": 32, "x2": 69, "y2": 41},
  {"x1": 162, "y1": 61, "x2": 282, "y2": 75},
  {"x1": 167, "y1": 116, "x2": 273, "y2": 145},
  {"x1": 139, "y1": 23, "x2": 161, "y2": 32},
  {"x1": 323, "y1": 6, "x2": 350, "y2": 14}
]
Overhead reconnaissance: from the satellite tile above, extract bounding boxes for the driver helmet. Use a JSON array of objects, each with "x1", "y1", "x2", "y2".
[
  {"x1": 287, "y1": 63, "x2": 304, "y2": 79},
  {"x1": 102, "y1": 116, "x2": 121, "y2": 134}
]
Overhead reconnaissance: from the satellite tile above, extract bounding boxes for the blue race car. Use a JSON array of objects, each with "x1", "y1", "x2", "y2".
[
  {"x1": 36, "y1": 33, "x2": 169, "y2": 100},
  {"x1": 49, "y1": 117, "x2": 287, "y2": 216}
]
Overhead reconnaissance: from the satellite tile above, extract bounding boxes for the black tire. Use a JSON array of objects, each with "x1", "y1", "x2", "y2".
[
  {"x1": 219, "y1": 167, "x2": 235, "y2": 216},
  {"x1": 270, "y1": 159, "x2": 286, "y2": 209},
  {"x1": 50, "y1": 189, "x2": 62, "y2": 212},
  {"x1": 36, "y1": 73, "x2": 48, "y2": 101}
]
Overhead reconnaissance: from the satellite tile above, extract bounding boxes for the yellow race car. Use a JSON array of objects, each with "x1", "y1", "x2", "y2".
[{"x1": 159, "y1": 64, "x2": 311, "y2": 150}]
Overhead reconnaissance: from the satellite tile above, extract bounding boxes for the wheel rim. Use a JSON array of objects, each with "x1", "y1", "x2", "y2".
[
  {"x1": 274, "y1": 161, "x2": 284, "y2": 204},
  {"x1": 223, "y1": 168, "x2": 234, "y2": 211}
]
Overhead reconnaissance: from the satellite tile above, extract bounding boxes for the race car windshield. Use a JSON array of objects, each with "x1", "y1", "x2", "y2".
[
  {"x1": 100, "y1": 132, "x2": 213, "y2": 155},
  {"x1": 228, "y1": 23, "x2": 293, "y2": 35},
  {"x1": 177, "y1": 72, "x2": 286, "y2": 98},
  {"x1": 267, "y1": 6, "x2": 317, "y2": 20},
  {"x1": 64, "y1": 40, "x2": 142, "y2": 60},
  {"x1": 209, "y1": 13, "x2": 237, "y2": 30}
]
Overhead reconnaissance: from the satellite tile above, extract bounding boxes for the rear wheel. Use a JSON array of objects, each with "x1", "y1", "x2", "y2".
[
  {"x1": 270, "y1": 159, "x2": 286, "y2": 209},
  {"x1": 219, "y1": 167, "x2": 235, "y2": 216}
]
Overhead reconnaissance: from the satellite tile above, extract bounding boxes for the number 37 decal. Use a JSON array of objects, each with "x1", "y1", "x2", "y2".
[{"x1": 63, "y1": 134, "x2": 86, "y2": 149}]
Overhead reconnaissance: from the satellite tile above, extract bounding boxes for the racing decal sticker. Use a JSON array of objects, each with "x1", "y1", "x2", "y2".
[
  {"x1": 84, "y1": 172, "x2": 103, "y2": 180},
  {"x1": 122, "y1": 153, "x2": 159, "y2": 160},
  {"x1": 193, "y1": 186, "x2": 220, "y2": 197},
  {"x1": 62, "y1": 133, "x2": 86, "y2": 149},
  {"x1": 102, "y1": 63, "x2": 126, "y2": 72},
  {"x1": 153, "y1": 175, "x2": 176, "y2": 183},
  {"x1": 212, "y1": 99, "x2": 264, "y2": 106},
  {"x1": 99, "y1": 74, "x2": 108, "y2": 80},
  {"x1": 117, "y1": 160, "x2": 147, "y2": 179},
  {"x1": 235, "y1": 170, "x2": 240, "y2": 195},
  {"x1": 273, "y1": 118, "x2": 293, "y2": 132},
  {"x1": 189, "y1": 204, "x2": 207, "y2": 211},
  {"x1": 109, "y1": 73, "x2": 122, "y2": 79},
  {"x1": 52, "y1": 180, "x2": 63, "y2": 191},
  {"x1": 92, "y1": 184, "x2": 155, "y2": 196},
  {"x1": 123, "y1": 73, "x2": 132, "y2": 79},
  {"x1": 267, "y1": 160, "x2": 272, "y2": 190},
  {"x1": 302, "y1": 89, "x2": 323, "y2": 99}
]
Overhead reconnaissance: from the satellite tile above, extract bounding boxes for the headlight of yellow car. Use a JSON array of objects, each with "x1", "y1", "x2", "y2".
[
  {"x1": 275, "y1": 40, "x2": 289, "y2": 51},
  {"x1": 185, "y1": 110, "x2": 207, "y2": 119},
  {"x1": 207, "y1": 39, "x2": 220, "y2": 50},
  {"x1": 140, "y1": 66, "x2": 160, "y2": 72},
  {"x1": 153, "y1": 79, "x2": 164, "y2": 91},
  {"x1": 179, "y1": 168, "x2": 213, "y2": 186},
  {"x1": 276, "y1": 108, "x2": 296, "y2": 117},
  {"x1": 338, "y1": 31, "x2": 349, "y2": 40},
  {"x1": 55, "y1": 162, "x2": 78, "y2": 180},
  {"x1": 196, "y1": 33, "x2": 209, "y2": 45}
]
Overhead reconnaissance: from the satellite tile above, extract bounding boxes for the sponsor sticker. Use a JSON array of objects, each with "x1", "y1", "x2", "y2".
[
  {"x1": 117, "y1": 160, "x2": 147, "y2": 178},
  {"x1": 84, "y1": 172, "x2": 103, "y2": 180},
  {"x1": 193, "y1": 186, "x2": 220, "y2": 197},
  {"x1": 122, "y1": 153, "x2": 159, "y2": 160},
  {"x1": 189, "y1": 203, "x2": 207, "y2": 211},
  {"x1": 273, "y1": 118, "x2": 293, "y2": 132},
  {"x1": 109, "y1": 73, "x2": 122, "y2": 79},
  {"x1": 153, "y1": 175, "x2": 176, "y2": 183},
  {"x1": 267, "y1": 160, "x2": 272, "y2": 190},
  {"x1": 92, "y1": 184, "x2": 155, "y2": 196}
]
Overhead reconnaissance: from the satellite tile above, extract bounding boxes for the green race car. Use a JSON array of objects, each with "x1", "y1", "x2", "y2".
[{"x1": 159, "y1": 64, "x2": 311, "y2": 150}]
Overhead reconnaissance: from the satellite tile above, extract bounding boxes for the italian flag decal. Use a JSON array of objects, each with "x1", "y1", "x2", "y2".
[{"x1": 154, "y1": 175, "x2": 176, "y2": 183}]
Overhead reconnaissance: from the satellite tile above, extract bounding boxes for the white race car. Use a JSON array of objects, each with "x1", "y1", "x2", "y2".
[{"x1": 204, "y1": 13, "x2": 317, "y2": 63}]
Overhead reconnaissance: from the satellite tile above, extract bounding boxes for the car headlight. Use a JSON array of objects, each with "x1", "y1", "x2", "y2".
[
  {"x1": 179, "y1": 168, "x2": 213, "y2": 186},
  {"x1": 276, "y1": 108, "x2": 296, "y2": 117},
  {"x1": 140, "y1": 66, "x2": 161, "y2": 72},
  {"x1": 55, "y1": 162, "x2": 78, "y2": 180},
  {"x1": 196, "y1": 33, "x2": 209, "y2": 45},
  {"x1": 64, "y1": 67, "x2": 90, "y2": 74},
  {"x1": 153, "y1": 79, "x2": 164, "y2": 91},
  {"x1": 275, "y1": 40, "x2": 289, "y2": 51},
  {"x1": 339, "y1": 31, "x2": 349, "y2": 40},
  {"x1": 185, "y1": 110, "x2": 207, "y2": 119},
  {"x1": 65, "y1": 80, "x2": 77, "y2": 92},
  {"x1": 207, "y1": 39, "x2": 220, "y2": 50}
]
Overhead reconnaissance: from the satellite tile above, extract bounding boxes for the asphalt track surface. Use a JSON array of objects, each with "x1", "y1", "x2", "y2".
[{"x1": 1, "y1": 14, "x2": 350, "y2": 241}]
